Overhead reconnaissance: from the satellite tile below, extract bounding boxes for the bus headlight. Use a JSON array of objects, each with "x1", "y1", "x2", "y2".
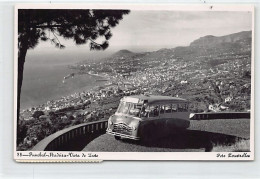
[{"x1": 109, "y1": 120, "x2": 113, "y2": 125}]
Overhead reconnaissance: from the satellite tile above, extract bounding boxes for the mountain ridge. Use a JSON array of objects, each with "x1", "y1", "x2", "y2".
[
  {"x1": 110, "y1": 30, "x2": 252, "y2": 61},
  {"x1": 111, "y1": 49, "x2": 135, "y2": 58},
  {"x1": 190, "y1": 31, "x2": 251, "y2": 47}
]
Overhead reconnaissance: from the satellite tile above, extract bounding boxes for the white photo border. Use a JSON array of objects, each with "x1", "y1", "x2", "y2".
[{"x1": 14, "y1": 3, "x2": 255, "y2": 161}]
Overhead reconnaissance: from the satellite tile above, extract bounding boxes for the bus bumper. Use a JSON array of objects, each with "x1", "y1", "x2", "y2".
[{"x1": 106, "y1": 129, "x2": 140, "y2": 140}]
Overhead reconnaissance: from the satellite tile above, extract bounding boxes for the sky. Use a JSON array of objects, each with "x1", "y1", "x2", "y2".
[{"x1": 28, "y1": 10, "x2": 252, "y2": 57}]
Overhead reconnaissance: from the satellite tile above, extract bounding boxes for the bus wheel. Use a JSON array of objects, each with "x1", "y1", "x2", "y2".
[{"x1": 114, "y1": 136, "x2": 121, "y2": 140}]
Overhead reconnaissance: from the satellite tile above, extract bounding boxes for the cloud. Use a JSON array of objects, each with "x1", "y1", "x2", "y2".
[{"x1": 30, "y1": 10, "x2": 252, "y2": 54}]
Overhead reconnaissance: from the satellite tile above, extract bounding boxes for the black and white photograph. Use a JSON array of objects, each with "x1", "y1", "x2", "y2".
[{"x1": 14, "y1": 4, "x2": 254, "y2": 161}]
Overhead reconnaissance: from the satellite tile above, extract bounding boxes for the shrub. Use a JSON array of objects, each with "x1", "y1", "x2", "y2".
[
  {"x1": 32, "y1": 110, "x2": 44, "y2": 119},
  {"x1": 212, "y1": 139, "x2": 250, "y2": 152}
]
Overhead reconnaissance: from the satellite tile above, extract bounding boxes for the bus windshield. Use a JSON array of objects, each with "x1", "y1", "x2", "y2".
[
  {"x1": 117, "y1": 102, "x2": 143, "y2": 117},
  {"x1": 117, "y1": 102, "x2": 131, "y2": 114}
]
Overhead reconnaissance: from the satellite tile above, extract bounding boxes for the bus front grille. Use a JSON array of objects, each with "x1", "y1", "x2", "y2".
[{"x1": 113, "y1": 123, "x2": 133, "y2": 135}]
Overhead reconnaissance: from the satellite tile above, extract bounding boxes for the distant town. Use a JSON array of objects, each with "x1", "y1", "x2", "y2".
[{"x1": 18, "y1": 30, "x2": 252, "y2": 150}]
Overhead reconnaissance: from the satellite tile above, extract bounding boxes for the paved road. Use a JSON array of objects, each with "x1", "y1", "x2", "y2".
[{"x1": 83, "y1": 119, "x2": 250, "y2": 152}]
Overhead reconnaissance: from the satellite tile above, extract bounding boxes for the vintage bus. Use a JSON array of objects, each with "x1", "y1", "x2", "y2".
[{"x1": 106, "y1": 95, "x2": 190, "y2": 141}]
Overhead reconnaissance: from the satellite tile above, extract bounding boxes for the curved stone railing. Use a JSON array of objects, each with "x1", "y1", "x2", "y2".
[
  {"x1": 32, "y1": 120, "x2": 108, "y2": 151},
  {"x1": 32, "y1": 112, "x2": 250, "y2": 151},
  {"x1": 190, "y1": 112, "x2": 250, "y2": 120}
]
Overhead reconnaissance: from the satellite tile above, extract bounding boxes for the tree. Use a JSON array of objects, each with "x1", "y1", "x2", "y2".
[
  {"x1": 17, "y1": 120, "x2": 28, "y2": 145},
  {"x1": 17, "y1": 9, "x2": 130, "y2": 140},
  {"x1": 32, "y1": 110, "x2": 45, "y2": 119},
  {"x1": 242, "y1": 70, "x2": 251, "y2": 79}
]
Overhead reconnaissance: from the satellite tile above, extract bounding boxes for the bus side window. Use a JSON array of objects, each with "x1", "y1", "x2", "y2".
[
  {"x1": 165, "y1": 104, "x2": 172, "y2": 113},
  {"x1": 172, "y1": 104, "x2": 177, "y2": 112},
  {"x1": 140, "y1": 104, "x2": 148, "y2": 118},
  {"x1": 160, "y1": 105, "x2": 165, "y2": 114},
  {"x1": 184, "y1": 103, "x2": 188, "y2": 112},
  {"x1": 148, "y1": 105, "x2": 159, "y2": 117},
  {"x1": 178, "y1": 104, "x2": 183, "y2": 112},
  {"x1": 178, "y1": 104, "x2": 187, "y2": 112}
]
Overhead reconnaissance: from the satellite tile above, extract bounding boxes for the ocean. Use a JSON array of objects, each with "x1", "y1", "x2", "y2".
[{"x1": 20, "y1": 52, "x2": 108, "y2": 110}]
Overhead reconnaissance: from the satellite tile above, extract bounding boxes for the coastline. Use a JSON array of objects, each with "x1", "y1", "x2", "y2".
[
  {"x1": 20, "y1": 72, "x2": 110, "y2": 110},
  {"x1": 86, "y1": 72, "x2": 109, "y2": 81}
]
